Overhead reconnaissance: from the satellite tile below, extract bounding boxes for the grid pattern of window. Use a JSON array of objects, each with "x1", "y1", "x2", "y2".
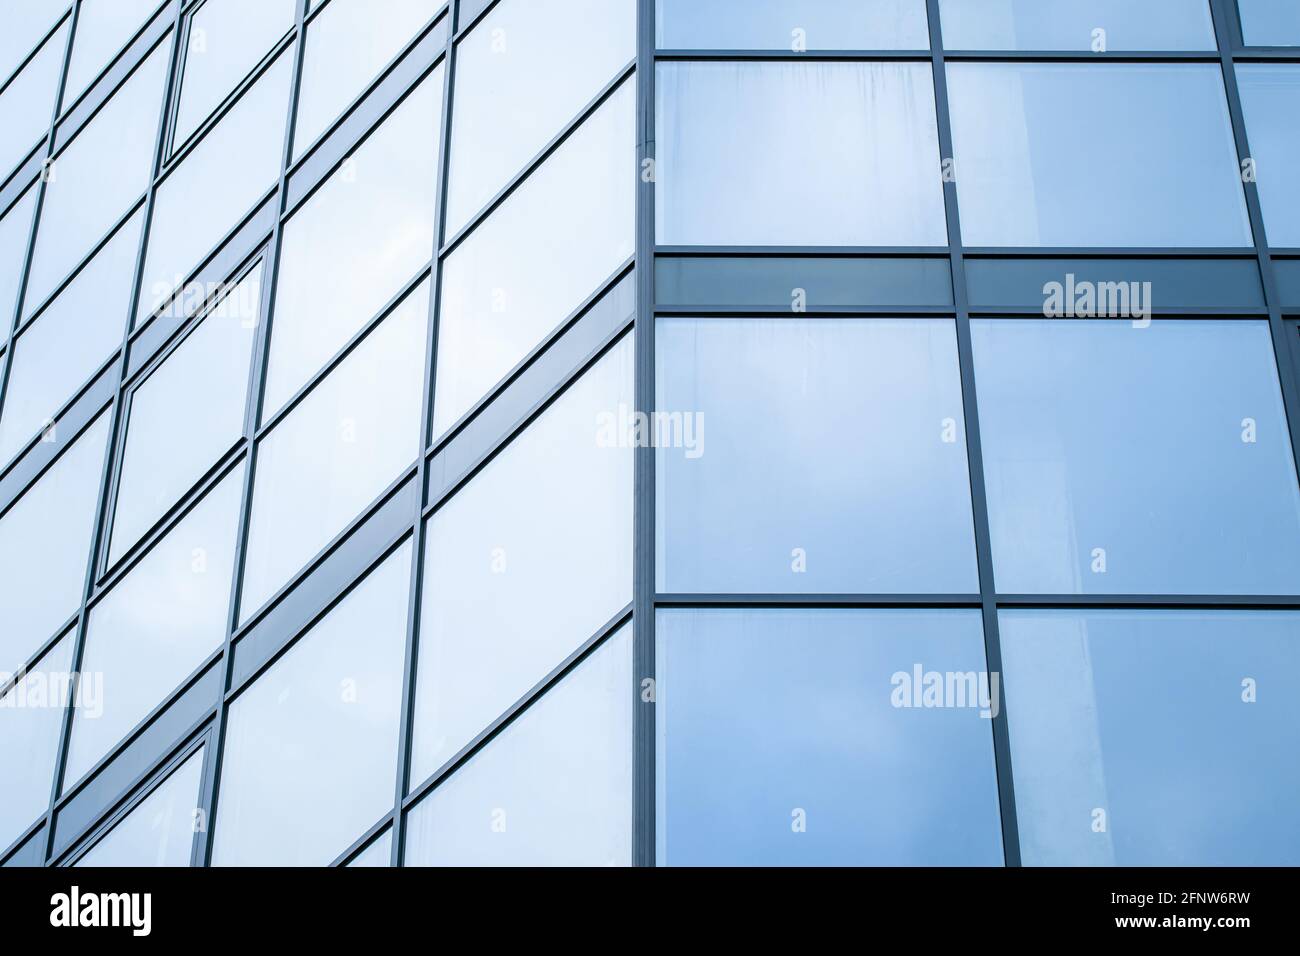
[{"x1": 1, "y1": 0, "x2": 1298, "y2": 868}]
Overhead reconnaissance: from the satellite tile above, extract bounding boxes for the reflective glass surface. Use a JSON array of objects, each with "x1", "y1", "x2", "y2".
[
  {"x1": 1237, "y1": 64, "x2": 1300, "y2": 248},
  {"x1": 939, "y1": 0, "x2": 1215, "y2": 51},
  {"x1": 657, "y1": 0, "x2": 929, "y2": 50}
]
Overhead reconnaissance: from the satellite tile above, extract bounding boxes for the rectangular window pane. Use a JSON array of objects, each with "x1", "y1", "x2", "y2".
[
  {"x1": 445, "y1": 0, "x2": 635, "y2": 237},
  {"x1": 172, "y1": 0, "x2": 296, "y2": 151},
  {"x1": 656, "y1": 608, "x2": 1004, "y2": 866},
  {"x1": 656, "y1": 61, "x2": 947, "y2": 246},
  {"x1": 293, "y1": 0, "x2": 440, "y2": 158},
  {"x1": 240, "y1": 280, "x2": 428, "y2": 621},
  {"x1": 74, "y1": 746, "x2": 204, "y2": 867},
  {"x1": 1239, "y1": 0, "x2": 1300, "y2": 46},
  {"x1": 139, "y1": 49, "x2": 290, "y2": 323},
  {"x1": 110, "y1": 266, "x2": 259, "y2": 565},
  {"x1": 263, "y1": 71, "x2": 440, "y2": 419},
  {"x1": 0, "y1": 20, "x2": 67, "y2": 180},
  {"x1": 972, "y1": 319, "x2": 1300, "y2": 594},
  {"x1": 1237, "y1": 65, "x2": 1300, "y2": 248},
  {"x1": 25, "y1": 39, "x2": 168, "y2": 309},
  {"x1": 657, "y1": 0, "x2": 929, "y2": 49},
  {"x1": 406, "y1": 625, "x2": 632, "y2": 867},
  {"x1": 433, "y1": 79, "x2": 634, "y2": 437},
  {"x1": 213, "y1": 542, "x2": 411, "y2": 866},
  {"x1": 64, "y1": 0, "x2": 164, "y2": 106},
  {"x1": 66, "y1": 466, "x2": 243, "y2": 788},
  {"x1": 0, "y1": 186, "x2": 38, "y2": 325},
  {"x1": 947, "y1": 63, "x2": 1251, "y2": 247},
  {"x1": 412, "y1": 337, "x2": 633, "y2": 784},
  {"x1": 657, "y1": 318, "x2": 978, "y2": 594},
  {"x1": 1001, "y1": 609, "x2": 1300, "y2": 865},
  {"x1": 0, "y1": 413, "x2": 109, "y2": 677},
  {"x1": 939, "y1": 0, "x2": 1215, "y2": 51},
  {"x1": 0, "y1": 630, "x2": 73, "y2": 852},
  {"x1": 0, "y1": 209, "x2": 143, "y2": 467}
]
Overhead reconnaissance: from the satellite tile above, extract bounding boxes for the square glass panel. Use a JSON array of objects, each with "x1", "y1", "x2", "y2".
[
  {"x1": 293, "y1": 0, "x2": 440, "y2": 158},
  {"x1": 939, "y1": 0, "x2": 1215, "y2": 51},
  {"x1": 0, "y1": 413, "x2": 110, "y2": 677},
  {"x1": 172, "y1": 0, "x2": 296, "y2": 151},
  {"x1": 110, "y1": 265, "x2": 260, "y2": 565},
  {"x1": 0, "y1": 630, "x2": 74, "y2": 853},
  {"x1": 74, "y1": 746, "x2": 204, "y2": 867},
  {"x1": 263, "y1": 70, "x2": 440, "y2": 419},
  {"x1": 406, "y1": 625, "x2": 632, "y2": 867},
  {"x1": 656, "y1": 608, "x2": 1004, "y2": 866},
  {"x1": 66, "y1": 465, "x2": 244, "y2": 788},
  {"x1": 972, "y1": 319, "x2": 1300, "y2": 594},
  {"x1": 433, "y1": 78, "x2": 634, "y2": 436},
  {"x1": 1001, "y1": 609, "x2": 1300, "y2": 865},
  {"x1": 444, "y1": 0, "x2": 635, "y2": 237},
  {"x1": 657, "y1": 0, "x2": 929, "y2": 50},
  {"x1": 1236, "y1": 65, "x2": 1300, "y2": 248},
  {"x1": 946, "y1": 62, "x2": 1252, "y2": 247},
  {"x1": 656, "y1": 61, "x2": 947, "y2": 246},
  {"x1": 411, "y1": 337, "x2": 634, "y2": 784},
  {"x1": 657, "y1": 317, "x2": 979, "y2": 594},
  {"x1": 212, "y1": 542, "x2": 411, "y2": 866},
  {"x1": 240, "y1": 280, "x2": 428, "y2": 621},
  {"x1": 24, "y1": 39, "x2": 168, "y2": 310}
]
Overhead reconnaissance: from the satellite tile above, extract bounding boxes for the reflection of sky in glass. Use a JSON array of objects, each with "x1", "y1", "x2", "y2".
[
  {"x1": 1002, "y1": 609, "x2": 1300, "y2": 866},
  {"x1": 657, "y1": 61, "x2": 947, "y2": 246},
  {"x1": 657, "y1": 0, "x2": 930, "y2": 49},
  {"x1": 656, "y1": 608, "x2": 1004, "y2": 866},
  {"x1": 973, "y1": 319, "x2": 1300, "y2": 594},
  {"x1": 939, "y1": 0, "x2": 1215, "y2": 51},
  {"x1": 948, "y1": 63, "x2": 1251, "y2": 247},
  {"x1": 1236, "y1": 65, "x2": 1300, "y2": 248},
  {"x1": 1238, "y1": 0, "x2": 1300, "y2": 46},
  {"x1": 76, "y1": 747, "x2": 204, "y2": 867},
  {"x1": 657, "y1": 317, "x2": 979, "y2": 594}
]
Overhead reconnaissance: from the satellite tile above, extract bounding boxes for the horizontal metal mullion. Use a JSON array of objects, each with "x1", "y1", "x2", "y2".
[
  {"x1": 965, "y1": 308, "x2": 1271, "y2": 319},
  {"x1": 656, "y1": 245, "x2": 949, "y2": 258},
  {"x1": 655, "y1": 49, "x2": 933, "y2": 61},
  {"x1": 652, "y1": 306, "x2": 958, "y2": 318},
  {"x1": 655, "y1": 594, "x2": 984, "y2": 608},
  {"x1": 996, "y1": 594, "x2": 1300, "y2": 610}
]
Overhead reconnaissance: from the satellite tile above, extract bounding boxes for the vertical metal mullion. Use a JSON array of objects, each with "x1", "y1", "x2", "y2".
[
  {"x1": 40, "y1": 0, "x2": 186, "y2": 866},
  {"x1": 925, "y1": 0, "x2": 1021, "y2": 867},
  {"x1": 1211, "y1": 0, "x2": 1300, "y2": 482},
  {"x1": 389, "y1": 0, "x2": 458, "y2": 869},
  {"x1": 633, "y1": 0, "x2": 656, "y2": 869},
  {"x1": 193, "y1": 0, "x2": 310, "y2": 868},
  {"x1": 0, "y1": 1, "x2": 80, "y2": 433}
]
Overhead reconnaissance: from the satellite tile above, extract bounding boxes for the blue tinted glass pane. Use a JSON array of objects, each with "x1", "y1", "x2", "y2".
[
  {"x1": 412, "y1": 338, "x2": 633, "y2": 783},
  {"x1": 345, "y1": 830, "x2": 391, "y2": 867},
  {"x1": 66, "y1": 466, "x2": 243, "y2": 789},
  {"x1": 64, "y1": 0, "x2": 164, "y2": 106},
  {"x1": 657, "y1": 61, "x2": 946, "y2": 246},
  {"x1": 0, "y1": 5, "x2": 65, "y2": 85},
  {"x1": 972, "y1": 319, "x2": 1300, "y2": 594},
  {"x1": 1239, "y1": 0, "x2": 1300, "y2": 45},
  {"x1": 1002, "y1": 609, "x2": 1300, "y2": 866},
  {"x1": 0, "y1": 21, "x2": 67, "y2": 179},
  {"x1": 0, "y1": 208, "x2": 140, "y2": 467},
  {"x1": 1237, "y1": 65, "x2": 1300, "y2": 248},
  {"x1": 657, "y1": 0, "x2": 929, "y2": 49},
  {"x1": 947, "y1": 63, "x2": 1251, "y2": 247},
  {"x1": 111, "y1": 266, "x2": 260, "y2": 565},
  {"x1": 25, "y1": 40, "x2": 168, "y2": 310},
  {"x1": 0, "y1": 414, "x2": 110, "y2": 677},
  {"x1": 656, "y1": 608, "x2": 1004, "y2": 866},
  {"x1": 213, "y1": 543, "x2": 411, "y2": 866},
  {"x1": 0, "y1": 187, "x2": 38, "y2": 327},
  {"x1": 939, "y1": 0, "x2": 1214, "y2": 51},
  {"x1": 656, "y1": 318, "x2": 978, "y2": 594},
  {"x1": 0, "y1": 630, "x2": 73, "y2": 852},
  {"x1": 75, "y1": 747, "x2": 203, "y2": 867},
  {"x1": 406, "y1": 625, "x2": 632, "y2": 867}
]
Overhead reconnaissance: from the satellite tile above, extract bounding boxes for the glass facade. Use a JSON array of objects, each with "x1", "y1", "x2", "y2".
[{"x1": 1, "y1": 0, "x2": 1298, "y2": 871}]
